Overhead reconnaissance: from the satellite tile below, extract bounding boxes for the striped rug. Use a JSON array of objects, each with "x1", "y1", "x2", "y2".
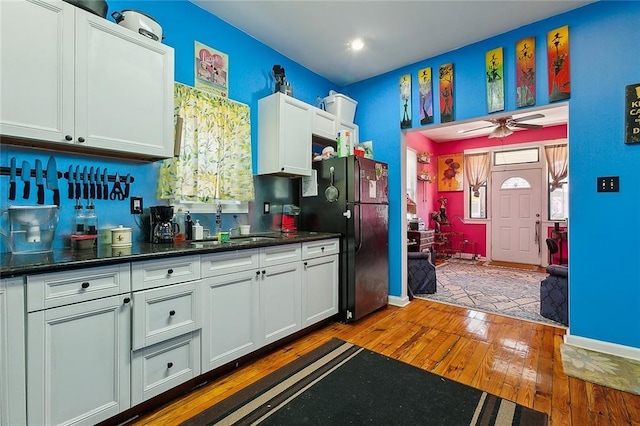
[{"x1": 182, "y1": 338, "x2": 547, "y2": 426}]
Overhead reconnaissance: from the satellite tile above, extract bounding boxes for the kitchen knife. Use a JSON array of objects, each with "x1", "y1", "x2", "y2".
[
  {"x1": 21, "y1": 161, "x2": 31, "y2": 199},
  {"x1": 74, "y1": 166, "x2": 81, "y2": 199},
  {"x1": 82, "y1": 166, "x2": 88, "y2": 200},
  {"x1": 123, "y1": 173, "x2": 131, "y2": 199},
  {"x1": 102, "y1": 168, "x2": 108, "y2": 199},
  {"x1": 35, "y1": 159, "x2": 45, "y2": 205},
  {"x1": 8, "y1": 157, "x2": 16, "y2": 200},
  {"x1": 88, "y1": 166, "x2": 95, "y2": 200},
  {"x1": 95, "y1": 167, "x2": 102, "y2": 200},
  {"x1": 46, "y1": 156, "x2": 60, "y2": 206},
  {"x1": 67, "y1": 165, "x2": 74, "y2": 199}
]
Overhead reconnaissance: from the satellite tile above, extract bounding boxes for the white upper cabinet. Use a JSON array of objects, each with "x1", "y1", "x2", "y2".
[
  {"x1": 312, "y1": 108, "x2": 338, "y2": 140},
  {"x1": 257, "y1": 93, "x2": 312, "y2": 176},
  {"x1": 0, "y1": 0, "x2": 175, "y2": 160}
]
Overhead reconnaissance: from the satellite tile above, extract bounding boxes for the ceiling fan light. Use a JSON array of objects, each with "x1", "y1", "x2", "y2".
[{"x1": 489, "y1": 125, "x2": 513, "y2": 138}]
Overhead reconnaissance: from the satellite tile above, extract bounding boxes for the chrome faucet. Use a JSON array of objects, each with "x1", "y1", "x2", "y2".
[{"x1": 215, "y1": 202, "x2": 222, "y2": 234}]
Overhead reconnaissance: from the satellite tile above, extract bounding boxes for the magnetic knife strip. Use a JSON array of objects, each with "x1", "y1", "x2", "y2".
[{"x1": 1, "y1": 161, "x2": 135, "y2": 202}]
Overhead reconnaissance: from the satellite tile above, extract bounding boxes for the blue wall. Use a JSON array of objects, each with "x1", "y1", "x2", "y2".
[{"x1": 345, "y1": 1, "x2": 640, "y2": 349}]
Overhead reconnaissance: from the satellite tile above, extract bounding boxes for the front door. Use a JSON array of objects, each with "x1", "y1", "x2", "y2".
[{"x1": 491, "y1": 168, "x2": 542, "y2": 265}]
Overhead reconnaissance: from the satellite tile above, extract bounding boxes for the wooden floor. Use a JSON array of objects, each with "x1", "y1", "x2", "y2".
[{"x1": 132, "y1": 299, "x2": 640, "y2": 425}]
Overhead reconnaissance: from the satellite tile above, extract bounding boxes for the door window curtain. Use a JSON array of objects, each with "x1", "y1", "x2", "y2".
[
  {"x1": 158, "y1": 83, "x2": 254, "y2": 202},
  {"x1": 464, "y1": 152, "x2": 490, "y2": 197},
  {"x1": 544, "y1": 144, "x2": 568, "y2": 191}
]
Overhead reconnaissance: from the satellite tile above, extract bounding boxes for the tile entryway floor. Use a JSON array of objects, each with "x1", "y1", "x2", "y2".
[{"x1": 415, "y1": 258, "x2": 565, "y2": 327}]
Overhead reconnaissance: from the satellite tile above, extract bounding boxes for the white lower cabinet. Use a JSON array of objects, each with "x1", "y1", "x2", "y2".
[
  {"x1": 0, "y1": 277, "x2": 26, "y2": 426},
  {"x1": 26, "y1": 265, "x2": 131, "y2": 426},
  {"x1": 201, "y1": 268, "x2": 261, "y2": 372},
  {"x1": 301, "y1": 239, "x2": 339, "y2": 327},
  {"x1": 27, "y1": 294, "x2": 132, "y2": 426},
  {"x1": 260, "y1": 260, "x2": 302, "y2": 345}
]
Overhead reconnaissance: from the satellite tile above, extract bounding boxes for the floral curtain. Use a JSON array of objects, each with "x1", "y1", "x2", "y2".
[
  {"x1": 544, "y1": 144, "x2": 568, "y2": 191},
  {"x1": 463, "y1": 152, "x2": 490, "y2": 197},
  {"x1": 158, "y1": 83, "x2": 254, "y2": 202}
]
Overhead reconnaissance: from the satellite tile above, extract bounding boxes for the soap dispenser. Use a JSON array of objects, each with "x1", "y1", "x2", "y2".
[{"x1": 193, "y1": 219, "x2": 204, "y2": 240}]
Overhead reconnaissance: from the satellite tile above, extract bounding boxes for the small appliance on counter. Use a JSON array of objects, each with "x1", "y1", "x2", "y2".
[
  {"x1": 0, "y1": 205, "x2": 59, "y2": 254},
  {"x1": 149, "y1": 206, "x2": 178, "y2": 243}
]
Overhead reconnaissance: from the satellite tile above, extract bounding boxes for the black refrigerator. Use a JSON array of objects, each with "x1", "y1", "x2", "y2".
[{"x1": 299, "y1": 156, "x2": 389, "y2": 322}]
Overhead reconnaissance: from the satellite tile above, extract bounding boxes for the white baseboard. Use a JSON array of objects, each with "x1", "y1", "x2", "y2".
[
  {"x1": 388, "y1": 295, "x2": 410, "y2": 308},
  {"x1": 564, "y1": 333, "x2": 640, "y2": 361}
]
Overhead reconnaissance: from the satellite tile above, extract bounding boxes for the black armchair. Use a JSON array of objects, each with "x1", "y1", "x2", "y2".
[
  {"x1": 540, "y1": 265, "x2": 568, "y2": 326},
  {"x1": 407, "y1": 251, "x2": 437, "y2": 298}
]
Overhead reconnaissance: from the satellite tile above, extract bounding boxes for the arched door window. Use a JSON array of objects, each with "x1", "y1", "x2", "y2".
[{"x1": 500, "y1": 177, "x2": 531, "y2": 189}]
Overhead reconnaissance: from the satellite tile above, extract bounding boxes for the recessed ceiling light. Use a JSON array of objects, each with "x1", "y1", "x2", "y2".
[{"x1": 349, "y1": 38, "x2": 364, "y2": 51}]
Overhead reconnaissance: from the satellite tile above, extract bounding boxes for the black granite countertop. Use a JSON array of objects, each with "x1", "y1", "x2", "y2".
[{"x1": 0, "y1": 231, "x2": 341, "y2": 278}]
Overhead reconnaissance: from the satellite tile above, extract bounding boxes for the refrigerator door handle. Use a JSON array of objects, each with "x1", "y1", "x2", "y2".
[
  {"x1": 354, "y1": 204, "x2": 363, "y2": 253},
  {"x1": 355, "y1": 157, "x2": 362, "y2": 203},
  {"x1": 343, "y1": 210, "x2": 351, "y2": 219}
]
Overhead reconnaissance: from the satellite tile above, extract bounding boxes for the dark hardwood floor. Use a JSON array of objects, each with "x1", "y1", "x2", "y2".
[{"x1": 132, "y1": 299, "x2": 640, "y2": 425}]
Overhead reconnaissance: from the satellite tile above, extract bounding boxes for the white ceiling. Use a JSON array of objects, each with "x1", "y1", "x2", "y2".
[
  {"x1": 190, "y1": 0, "x2": 582, "y2": 140},
  {"x1": 191, "y1": 0, "x2": 592, "y2": 87}
]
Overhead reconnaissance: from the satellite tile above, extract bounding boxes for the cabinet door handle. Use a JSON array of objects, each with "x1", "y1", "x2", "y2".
[
  {"x1": 81, "y1": 281, "x2": 90, "y2": 289},
  {"x1": 77, "y1": 137, "x2": 85, "y2": 143},
  {"x1": 256, "y1": 270, "x2": 261, "y2": 276},
  {"x1": 321, "y1": 246, "x2": 325, "y2": 251},
  {"x1": 261, "y1": 270, "x2": 266, "y2": 275},
  {"x1": 167, "y1": 362, "x2": 173, "y2": 369},
  {"x1": 123, "y1": 297, "x2": 131, "y2": 304},
  {"x1": 65, "y1": 135, "x2": 73, "y2": 141},
  {"x1": 167, "y1": 269, "x2": 174, "y2": 275},
  {"x1": 303, "y1": 261, "x2": 308, "y2": 267},
  {"x1": 169, "y1": 310, "x2": 176, "y2": 316}
]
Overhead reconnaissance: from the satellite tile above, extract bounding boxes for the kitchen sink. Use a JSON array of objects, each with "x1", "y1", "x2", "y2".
[
  {"x1": 230, "y1": 236, "x2": 279, "y2": 245},
  {"x1": 190, "y1": 240, "x2": 223, "y2": 247}
]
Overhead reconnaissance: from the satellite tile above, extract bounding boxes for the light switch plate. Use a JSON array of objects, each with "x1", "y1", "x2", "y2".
[{"x1": 596, "y1": 176, "x2": 619, "y2": 192}]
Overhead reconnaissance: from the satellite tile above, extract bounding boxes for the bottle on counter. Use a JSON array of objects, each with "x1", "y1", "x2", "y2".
[
  {"x1": 193, "y1": 219, "x2": 204, "y2": 240},
  {"x1": 185, "y1": 211, "x2": 194, "y2": 240},
  {"x1": 85, "y1": 203, "x2": 98, "y2": 237},
  {"x1": 174, "y1": 208, "x2": 186, "y2": 242},
  {"x1": 84, "y1": 203, "x2": 98, "y2": 248},
  {"x1": 72, "y1": 202, "x2": 86, "y2": 236}
]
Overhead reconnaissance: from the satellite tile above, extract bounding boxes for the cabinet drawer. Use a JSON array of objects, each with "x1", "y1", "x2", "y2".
[
  {"x1": 302, "y1": 238, "x2": 340, "y2": 259},
  {"x1": 201, "y1": 249, "x2": 259, "y2": 278},
  {"x1": 27, "y1": 264, "x2": 131, "y2": 312},
  {"x1": 131, "y1": 256, "x2": 200, "y2": 291},
  {"x1": 259, "y1": 244, "x2": 301, "y2": 267},
  {"x1": 131, "y1": 331, "x2": 201, "y2": 405},
  {"x1": 133, "y1": 281, "x2": 201, "y2": 350}
]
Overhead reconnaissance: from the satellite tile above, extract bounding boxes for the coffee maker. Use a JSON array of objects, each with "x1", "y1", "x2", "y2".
[{"x1": 149, "y1": 206, "x2": 178, "y2": 243}]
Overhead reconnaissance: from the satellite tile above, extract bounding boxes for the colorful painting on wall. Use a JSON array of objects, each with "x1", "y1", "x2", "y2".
[
  {"x1": 437, "y1": 153, "x2": 463, "y2": 192},
  {"x1": 625, "y1": 83, "x2": 640, "y2": 144},
  {"x1": 418, "y1": 67, "x2": 434, "y2": 125},
  {"x1": 439, "y1": 63, "x2": 454, "y2": 123},
  {"x1": 516, "y1": 37, "x2": 536, "y2": 107},
  {"x1": 547, "y1": 25, "x2": 570, "y2": 102},
  {"x1": 485, "y1": 47, "x2": 505, "y2": 113},
  {"x1": 400, "y1": 74, "x2": 412, "y2": 129},
  {"x1": 195, "y1": 41, "x2": 229, "y2": 97}
]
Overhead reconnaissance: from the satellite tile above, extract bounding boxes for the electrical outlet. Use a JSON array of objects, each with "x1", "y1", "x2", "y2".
[
  {"x1": 597, "y1": 176, "x2": 619, "y2": 192},
  {"x1": 263, "y1": 202, "x2": 270, "y2": 214},
  {"x1": 130, "y1": 196, "x2": 143, "y2": 214}
]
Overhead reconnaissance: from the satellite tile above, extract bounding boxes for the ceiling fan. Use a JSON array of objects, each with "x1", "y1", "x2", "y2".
[{"x1": 459, "y1": 113, "x2": 545, "y2": 138}]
